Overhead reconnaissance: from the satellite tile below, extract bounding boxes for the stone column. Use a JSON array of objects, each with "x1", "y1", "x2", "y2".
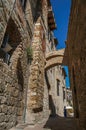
[{"x1": 26, "y1": 17, "x2": 45, "y2": 124}]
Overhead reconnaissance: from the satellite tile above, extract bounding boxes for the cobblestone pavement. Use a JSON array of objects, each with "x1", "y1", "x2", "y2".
[{"x1": 10, "y1": 116, "x2": 77, "y2": 130}]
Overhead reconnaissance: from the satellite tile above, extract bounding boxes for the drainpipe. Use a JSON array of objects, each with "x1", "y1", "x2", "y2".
[{"x1": 23, "y1": 56, "x2": 33, "y2": 123}]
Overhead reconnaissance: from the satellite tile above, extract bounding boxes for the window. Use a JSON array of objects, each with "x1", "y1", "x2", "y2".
[
  {"x1": 51, "y1": 42, "x2": 53, "y2": 50},
  {"x1": 20, "y1": 0, "x2": 27, "y2": 11},
  {"x1": 5, "y1": 53, "x2": 10, "y2": 64},
  {"x1": 57, "y1": 79, "x2": 60, "y2": 96},
  {"x1": 63, "y1": 89, "x2": 65, "y2": 101},
  {"x1": 0, "y1": 33, "x2": 11, "y2": 64},
  {"x1": 1, "y1": 34, "x2": 9, "y2": 48}
]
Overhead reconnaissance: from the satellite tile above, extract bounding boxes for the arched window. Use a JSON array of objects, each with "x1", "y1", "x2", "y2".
[
  {"x1": 0, "y1": 18, "x2": 21, "y2": 65},
  {"x1": 20, "y1": 0, "x2": 27, "y2": 11}
]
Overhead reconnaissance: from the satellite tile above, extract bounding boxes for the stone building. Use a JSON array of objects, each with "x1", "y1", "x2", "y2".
[
  {"x1": 0, "y1": 0, "x2": 32, "y2": 129},
  {"x1": 25, "y1": 0, "x2": 57, "y2": 124},
  {"x1": 46, "y1": 65, "x2": 67, "y2": 117},
  {"x1": 44, "y1": 8, "x2": 67, "y2": 117},
  {"x1": 0, "y1": 0, "x2": 46, "y2": 129},
  {"x1": 66, "y1": 0, "x2": 86, "y2": 130},
  {"x1": 0, "y1": 0, "x2": 63, "y2": 129},
  {"x1": 26, "y1": 0, "x2": 67, "y2": 123},
  {"x1": 54, "y1": 66, "x2": 67, "y2": 117},
  {"x1": 2, "y1": 0, "x2": 85, "y2": 130}
]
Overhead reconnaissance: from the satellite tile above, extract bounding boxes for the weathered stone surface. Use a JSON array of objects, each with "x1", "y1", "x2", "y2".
[
  {"x1": 0, "y1": 0, "x2": 46, "y2": 128},
  {"x1": 27, "y1": 18, "x2": 45, "y2": 112},
  {"x1": 0, "y1": 1, "x2": 32, "y2": 129},
  {"x1": 67, "y1": 0, "x2": 86, "y2": 130}
]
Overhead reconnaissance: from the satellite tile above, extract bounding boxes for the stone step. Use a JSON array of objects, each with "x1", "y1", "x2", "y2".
[
  {"x1": 9, "y1": 123, "x2": 29, "y2": 130},
  {"x1": 10, "y1": 117, "x2": 76, "y2": 130},
  {"x1": 9, "y1": 127, "x2": 23, "y2": 130},
  {"x1": 43, "y1": 128, "x2": 51, "y2": 130},
  {"x1": 16, "y1": 123, "x2": 29, "y2": 128},
  {"x1": 23, "y1": 124, "x2": 51, "y2": 130}
]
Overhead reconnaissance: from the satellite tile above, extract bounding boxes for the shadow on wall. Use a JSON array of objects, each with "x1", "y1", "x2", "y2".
[
  {"x1": 49, "y1": 95, "x2": 56, "y2": 117},
  {"x1": 45, "y1": 71, "x2": 50, "y2": 90},
  {"x1": 30, "y1": 0, "x2": 42, "y2": 23},
  {"x1": 16, "y1": 58, "x2": 24, "y2": 91},
  {"x1": 44, "y1": 95, "x2": 76, "y2": 130},
  {"x1": 44, "y1": 81, "x2": 76, "y2": 130},
  {"x1": 44, "y1": 97, "x2": 76, "y2": 130}
]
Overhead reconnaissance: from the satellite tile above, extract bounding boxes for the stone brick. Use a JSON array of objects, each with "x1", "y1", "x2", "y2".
[
  {"x1": 1, "y1": 105, "x2": 8, "y2": 114},
  {"x1": 0, "y1": 113, "x2": 5, "y2": 123}
]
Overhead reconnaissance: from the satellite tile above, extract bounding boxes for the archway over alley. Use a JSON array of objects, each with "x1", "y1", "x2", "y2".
[{"x1": 45, "y1": 48, "x2": 68, "y2": 70}]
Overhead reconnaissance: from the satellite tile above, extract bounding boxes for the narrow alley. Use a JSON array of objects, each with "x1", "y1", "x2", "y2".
[{"x1": 0, "y1": 0, "x2": 86, "y2": 130}]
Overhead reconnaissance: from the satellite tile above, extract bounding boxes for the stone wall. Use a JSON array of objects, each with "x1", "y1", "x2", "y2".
[
  {"x1": 26, "y1": 17, "x2": 45, "y2": 123},
  {"x1": 67, "y1": 0, "x2": 86, "y2": 129},
  {"x1": 0, "y1": 0, "x2": 60, "y2": 128},
  {"x1": 46, "y1": 65, "x2": 67, "y2": 117},
  {"x1": 0, "y1": 45, "x2": 28, "y2": 130},
  {"x1": 26, "y1": 0, "x2": 50, "y2": 123},
  {"x1": 0, "y1": 0, "x2": 15, "y2": 46},
  {"x1": 0, "y1": 0, "x2": 34, "y2": 129}
]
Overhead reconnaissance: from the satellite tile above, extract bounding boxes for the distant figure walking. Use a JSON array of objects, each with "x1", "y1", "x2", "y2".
[{"x1": 64, "y1": 106, "x2": 67, "y2": 117}]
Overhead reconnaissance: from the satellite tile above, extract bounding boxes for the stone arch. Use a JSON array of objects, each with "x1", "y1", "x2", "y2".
[
  {"x1": 45, "y1": 56, "x2": 64, "y2": 70},
  {"x1": 46, "y1": 49, "x2": 65, "y2": 60},
  {"x1": 45, "y1": 48, "x2": 68, "y2": 70},
  {"x1": 0, "y1": 0, "x2": 16, "y2": 46},
  {"x1": 0, "y1": 16, "x2": 25, "y2": 92},
  {"x1": 0, "y1": 17, "x2": 22, "y2": 65}
]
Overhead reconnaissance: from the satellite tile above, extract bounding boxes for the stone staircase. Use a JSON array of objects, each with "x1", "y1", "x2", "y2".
[{"x1": 9, "y1": 116, "x2": 77, "y2": 130}]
